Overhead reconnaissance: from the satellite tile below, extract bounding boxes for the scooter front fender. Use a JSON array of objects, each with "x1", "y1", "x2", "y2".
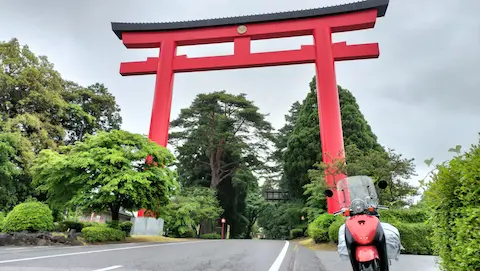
[{"x1": 356, "y1": 245, "x2": 379, "y2": 262}]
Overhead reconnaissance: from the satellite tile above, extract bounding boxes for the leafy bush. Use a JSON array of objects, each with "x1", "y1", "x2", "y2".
[
  {"x1": 59, "y1": 220, "x2": 84, "y2": 232},
  {"x1": 2, "y1": 201, "x2": 54, "y2": 232},
  {"x1": 0, "y1": 212, "x2": 5, "y2": 231},
  {"x1": 379, "y1": 209, "x2": 429, "y2": 224},
  {"x1": 106, "y1": 220, "x2": 120, "y2": 230},
  {"x1": 290, "y1": 228, "x2": 304, "y2": 239},
  {"x1": 328, "y1": 216, "x2": 346, "y2": 243},
  {"x1": 308, "y1": 213, "x2": 336, "y2": 243},
  {"x1": 425, "y1": 143, "x2": 480, "y2": 271},
  {"x1": 81, "y1": 226, "x2": 126, "y2": 242},
  {"x1": 119, "y1": 221, "x2": 133, "y2": 237},
  {"x1": 393, "y1": 222, "x2": 432, "y2": 255},
  {"x1": 199, "y1": 233, "x2": 221, "y2": 239},
  {"x1": 83, "y1": 221, "x2": 104, "y2": 228}
]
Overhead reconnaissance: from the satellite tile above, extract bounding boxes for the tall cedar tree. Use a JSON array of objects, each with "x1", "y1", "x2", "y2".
[{"x1": 282, "y1": 77, "x2": 383, "y2": 199}]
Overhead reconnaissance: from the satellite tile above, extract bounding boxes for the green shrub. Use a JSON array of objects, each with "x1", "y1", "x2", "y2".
[
  {"x1": 119, "y1": 221, "x2": 133, "y2": 237},
  {"x1": 199, "y1": 233, "x2": 221, "y2": 239},
  {"x1": 81, "y1": 226, "x2": 126, "y2": 242},
  {"x1": 290, "y1": 228, "x2": 304, "y2": 239},
  {"x1": 425, "y1": 143, "x2": 480, "y2": 270},
  {"x1": 379, "y1": 209, "x2": 429, "y2": 224},
  {"x1": 83, "y1": 221, "x2": 104, "y2": 228},
  {"x1": 328, "y1": 216, "x2": 346, "y2": 243},
  {"x1": 390, "y1": 222, "x2": 433, "y2": 255},
  {"x1": 308, "y1": 213, "x2": 336, "y2": 243},
  {"x1": 2, "y1": 201, "x2": 54, "y2": 232},
  {"x1": 106, "y1": 220, "x2": 120, "y2": 230},
  {"x1": 0, "y1": 212, "x2": 5, "y2": 231},
  {"x1": 59, "y1": 220, "x2": 84, "y2": 232}
]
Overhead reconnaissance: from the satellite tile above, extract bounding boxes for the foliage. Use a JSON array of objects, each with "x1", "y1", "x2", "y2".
[
  {"x1": 425, "y1": 142, "x2": 480, "y2": 271},
  {"x1": 61, "y1": 82, "x2": 122, "y2": 144},
  {"x1": 290, "y1": 228, "x2": 304, "y2": 239},
  {"x1": 328, "y1": 216, "x2": 346, "y2": 243},
  {"x1": 59, "y1": 220, "x2": 84, "y2": 232},
  {"x1": 378, "y1": 209, "x2": 429, "y2": 224},
  {"x1": 0, "y1": 212, "x2": 4, "y2": 231},
  {"x1": 119, "y1": 221, "x2": 133, "y2": 237},
  {"x1": 169, "y1": 91, "x2": 273, "y2": 238},
  {"x1": 169, "y1": 91, "x2": 273, "y2": 189},
  {"x1": 199, "y1": 233, "x2": 222, "y2": 239},
  {"x1": 32, "y1": 130, "x2": 178, "y2": 221},
  {"x1": 81, "y1": 226, "x2": 126, "y2": 243},
  {"x1": 303, "y1": 167, "x2": 328, "y2": 222},
  {"x1": 163, "y1": 187, "x2": 223, "y2": 237},
  {"x1": 2, "y1": 200, "x2": 54, "y2": 232},
  {"x1": 0, "y1": 38, "x2": 122, "y2": 207},
  {"x1": 0, "y1": 132, "x2": 33, "y2": 210},
  {"x1": 395, "y1": 222, "x2": 433, "y2": 255},
  {"x1": 282, "y1": 78, "x2": 383, "y2": 199},
  {"x1": 241, "y1": 189, "x2": 268, "y2": 238},
  {"x1": 257, "y1": 201, "x2": 304, "y2": 240},
  {"x1": 307, "y1": 213, "x2": 336, "y2": 243}
]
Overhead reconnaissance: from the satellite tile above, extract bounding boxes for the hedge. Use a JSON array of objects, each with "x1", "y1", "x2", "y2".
[
  {"x1": 119, "y1": 221, "x2": 133, "y2": 237},
  {"x1": 2, "y1": 201, "x2": 54, "y2": 232},
  {"x1": 81, "y1": 226, "x2": 126, "y2": 242},
  {"x1": 379, "y1": 209, "x2": 429, "y2": 224},
  {"x1": 199, "y1": 233, "x2": 222, "y2": 239},
  {"x1": 328, "y1": 216, "x2": 346, "y2": 244},
  {"x1": 290, "y1": 228, "x2": 304, "y2": 239},
  {"x1": 308, "y1": 213, "x2": 336, "y2": 243},
  {"x1": 0, "y1": 212, "x2": 4, "y2": 231},
  {"x1": 425, "y1": 143, "x2": 480, "y2": 270}
]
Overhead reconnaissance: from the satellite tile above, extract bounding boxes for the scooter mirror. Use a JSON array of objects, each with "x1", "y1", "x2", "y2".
[
  {"x1": 378, "y1": 180, "x2": 388, "y2": 189},
  {"x1": 324, "y1": 189, "x2": 334, "y2": 198}
]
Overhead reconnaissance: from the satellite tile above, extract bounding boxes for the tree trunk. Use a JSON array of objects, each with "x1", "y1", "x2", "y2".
[{"x1": 110, "y1": 205, "x2": 120, "y2": 221}]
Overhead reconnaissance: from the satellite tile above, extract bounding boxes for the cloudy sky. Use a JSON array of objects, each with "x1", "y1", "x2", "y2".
[{"x1": 1, "y1": 0, "x2": 479, "y2": 183}]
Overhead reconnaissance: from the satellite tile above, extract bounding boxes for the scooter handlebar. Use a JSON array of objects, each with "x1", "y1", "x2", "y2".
[{"x1": 377, "y1": 205, "x2": 389, "y2": 210}]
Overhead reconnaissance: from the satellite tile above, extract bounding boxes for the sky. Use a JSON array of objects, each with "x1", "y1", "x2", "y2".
[{"x1": 1, "y1": 0, "x2": 479, "y2": 185}]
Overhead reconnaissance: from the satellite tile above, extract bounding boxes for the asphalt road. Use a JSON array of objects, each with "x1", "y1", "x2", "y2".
[{"x1": 0, "y1": 240, "x2": 440, "y2": 271}]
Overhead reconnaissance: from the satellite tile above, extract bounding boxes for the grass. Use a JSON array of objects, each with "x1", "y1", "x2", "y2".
[{"x1": 297, "y1": 238, "x2": 337, "y2": 251}]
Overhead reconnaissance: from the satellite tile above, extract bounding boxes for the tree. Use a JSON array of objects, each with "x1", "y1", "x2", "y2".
[
  {"x1": 242, "y1": 190, "x2": 268, "y2": 238},
  {"x1": 0, "y1": 130, "x2": 34, "y2": 211},
  {"x1": 163, "y1": 187, "x2": 223, "y2": 237},
  {"x1": 283, "y1": 77, "x2": 383, "y2": 199},
  {"x1": 0, "y1": 38, "x2": 123, "y2": 206},
  {"x1": 0, "y1": 39, "x2": 122, "y2": 149},
  {"x1": 32, "y1": 130, "x2": 179, "y2": 221},
  {"x1": 0, "y1": 38, "x2": 68, "y2": 152},
  {"x1": 62, "y1": 82, "x2": 122, "y2": 144},
  {"x1": 169, "y1": 91, "x2": 273, "y2": 189}
]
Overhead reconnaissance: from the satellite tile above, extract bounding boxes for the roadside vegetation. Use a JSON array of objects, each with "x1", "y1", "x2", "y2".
[{"x1": 0, "y1": 38, "x2": 478, "y2": 270}]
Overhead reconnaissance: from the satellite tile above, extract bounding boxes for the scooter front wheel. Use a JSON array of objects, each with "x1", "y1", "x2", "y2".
[{"x1": 359, "y1": 259, "x2": 381, "y2": 271}]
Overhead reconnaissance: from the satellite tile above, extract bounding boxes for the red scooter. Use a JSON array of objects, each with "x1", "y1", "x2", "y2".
[{"x1": 325, "y1": 176, "x2": 390, "y2": 271}]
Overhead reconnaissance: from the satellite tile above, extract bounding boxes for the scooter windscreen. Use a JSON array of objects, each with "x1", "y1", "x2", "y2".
[{"x1": 336, "y1": 176, "x2": 379, "y2": 215}]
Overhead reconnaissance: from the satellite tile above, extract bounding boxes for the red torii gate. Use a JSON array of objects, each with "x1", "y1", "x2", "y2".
[{"x1": 112, "y1": 0, "x2": 389, "y2": 215}]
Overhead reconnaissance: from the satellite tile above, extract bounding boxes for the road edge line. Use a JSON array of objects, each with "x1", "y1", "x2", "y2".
[{"x1": 268, "y1": 241, "x2": 290, "y2": 271}]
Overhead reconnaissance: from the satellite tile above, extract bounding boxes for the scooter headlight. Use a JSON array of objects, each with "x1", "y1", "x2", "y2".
[{"x1": 351, "y1": 199, "x2": 367, "y2": 214}]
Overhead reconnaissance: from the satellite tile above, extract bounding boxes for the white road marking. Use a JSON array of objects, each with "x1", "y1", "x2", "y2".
[
  {"x1": 268, "y1": 241, "x2": 290, "y2": 271},
  {"x1": 5, "y1": 248, "x2": 28, "y2": 251},
  {"x1": 92, "y1": 265, "x2": 123, "y2": 271},
  {"x1": 0, "y1": 241, "x2": 211, "y2": 264}
]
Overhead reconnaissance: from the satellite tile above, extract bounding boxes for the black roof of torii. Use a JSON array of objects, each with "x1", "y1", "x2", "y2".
[{"x1": 112, "y1": 0, "x2": 389, "y2": 40}]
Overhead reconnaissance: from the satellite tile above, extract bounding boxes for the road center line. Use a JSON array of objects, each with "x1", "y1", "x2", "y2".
[
  {"x1": 0, "y1": 241, "x2": 213, "y2": 264},
  {"x1": 268, "y1": 241, "x2": 290, "y2": 271},
  {"x1": 92, "y1": 265, "x2": 123, "y2": 271}
]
